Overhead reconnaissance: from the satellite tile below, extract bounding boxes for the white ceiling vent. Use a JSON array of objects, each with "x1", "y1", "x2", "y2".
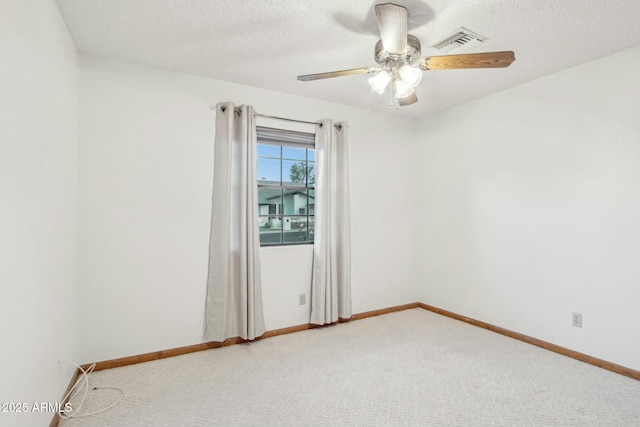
[{"x1": 433, "y1": 28, "x2": 487, "y2": 53}]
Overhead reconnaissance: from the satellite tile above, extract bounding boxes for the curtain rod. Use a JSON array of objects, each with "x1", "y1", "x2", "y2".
[
  {"x1": 209, "y1": 105, "x2": 342, "y2": 130},
  {"x1": 254, "y1": 113, "x2": 319, "y2": 126}
]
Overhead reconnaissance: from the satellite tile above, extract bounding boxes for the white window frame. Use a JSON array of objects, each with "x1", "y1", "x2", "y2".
[{"x1": 257, "y1": 126, "x2": 315, "y2": 246}]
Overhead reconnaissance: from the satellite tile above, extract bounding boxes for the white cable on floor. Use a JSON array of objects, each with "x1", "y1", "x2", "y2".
[{"x1": 58, "y1": 360, "x2": 124, "y2": 419}]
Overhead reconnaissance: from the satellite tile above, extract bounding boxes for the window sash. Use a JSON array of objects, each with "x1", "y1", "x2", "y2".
[{"x1": 257, "y1": 127, "x2": 315, "y2": 247}]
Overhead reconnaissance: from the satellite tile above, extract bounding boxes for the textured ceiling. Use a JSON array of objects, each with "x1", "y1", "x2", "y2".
[{"x1": 55, "y1": 0, "x2": 640, "y2": 118}]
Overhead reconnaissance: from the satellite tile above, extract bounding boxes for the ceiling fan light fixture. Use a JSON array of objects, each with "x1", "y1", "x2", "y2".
[
  {"x1": 398, "y1": 64, "x2": 422, "y2": 87},
  {"x1": 295, "y1": 3, "x2": 515, "y2": 108},
  {"x1": 368, "y1": 70, "x2": 391, "y2": 95}
]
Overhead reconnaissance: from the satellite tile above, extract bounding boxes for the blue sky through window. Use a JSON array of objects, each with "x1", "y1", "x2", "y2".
[{"x1": 258, "y1": 144, "x2": 314, "y2": 184}]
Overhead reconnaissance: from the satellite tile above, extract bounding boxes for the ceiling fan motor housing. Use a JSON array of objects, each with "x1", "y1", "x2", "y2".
[{"x1": 374, "y1": 34, "x2": 421, "y2": 66}]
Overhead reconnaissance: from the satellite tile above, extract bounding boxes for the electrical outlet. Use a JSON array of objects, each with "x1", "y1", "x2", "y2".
[
  {"x1": 298, "y1": 293, "x2": 306, "y2": 305},
  {"x1": 572, "y1": 312, "x2": 582, "y2": 328}
]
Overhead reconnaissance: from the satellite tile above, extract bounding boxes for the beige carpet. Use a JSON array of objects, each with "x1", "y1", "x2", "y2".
[{"x1": 59, "y1": 309, "x2": 640, "y2": 426}]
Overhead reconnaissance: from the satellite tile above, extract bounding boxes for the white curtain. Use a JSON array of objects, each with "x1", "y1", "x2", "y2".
[
  {"x1": 310, "y1": 120, "x2": 352, "y2": 325},
  {"x1": 204, "y1": 102, "x2": 266, "y2": 342}
]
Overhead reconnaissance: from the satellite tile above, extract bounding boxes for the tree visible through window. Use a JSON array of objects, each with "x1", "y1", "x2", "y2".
[
  {"x1": 256, "y1": 127, "x2": 315, "y2": 246},
  {"x1": 289, "y1": 161, "x2": 315, "y2": 185}
]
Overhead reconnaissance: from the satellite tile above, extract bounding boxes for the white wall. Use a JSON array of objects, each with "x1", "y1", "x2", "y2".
[
  {"x1": 78, "y1": 56, "x2": 420, "y2": 363},
  {"x1": 0, "y1": 0, "x2": 78, "y2": 425},
  {"x1": 417, "y1": 45, "x2": 640, "y2": 371}
]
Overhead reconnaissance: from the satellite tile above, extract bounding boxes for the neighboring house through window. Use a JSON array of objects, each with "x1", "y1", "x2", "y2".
[{"x1": 257, "y1": 126, "x2": 315, "y2": 246}]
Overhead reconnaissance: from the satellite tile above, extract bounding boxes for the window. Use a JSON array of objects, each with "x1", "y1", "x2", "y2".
[{"x1": 257, "y1": 126, "x2": 315, "y2": 246}]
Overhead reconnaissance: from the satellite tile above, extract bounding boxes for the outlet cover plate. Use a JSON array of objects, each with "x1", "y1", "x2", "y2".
[{"x1": 572, "y1": 312, "x2": 583, "y2": 328}]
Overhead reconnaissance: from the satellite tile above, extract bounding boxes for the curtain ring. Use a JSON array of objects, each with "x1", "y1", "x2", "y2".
[{"x1": 217, "y1": 105, "x2": 240, "y2": 116}]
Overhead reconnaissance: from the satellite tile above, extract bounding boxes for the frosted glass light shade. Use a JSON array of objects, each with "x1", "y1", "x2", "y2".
[
  {"x1": 394, "y1": 79, "x2": 414, "y2": 99},
  {"x1": 398, "y1": 65, "x2": 422, "y2": 87},
  {"x1": 368, "y1": 70, "x2": 391, "y2": 95}
]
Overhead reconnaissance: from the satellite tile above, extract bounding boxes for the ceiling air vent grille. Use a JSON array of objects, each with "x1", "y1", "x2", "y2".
[{"x1": 433, "y1": 28, "x2": 487, "y2": 52}]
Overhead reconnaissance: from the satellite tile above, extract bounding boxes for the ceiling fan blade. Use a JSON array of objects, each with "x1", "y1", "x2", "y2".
[
  {"x1": 420, "y1": 51, "x2": 515, "y2": 70},
  {"x1": 297, "y1": 67, "x2": 377, "y2": 81},
  {"x1": 398, "y1": 92, "x2": 418, "y2": 106},
  {"x1": 375, "y1": 3, "x2": 408, "y2": 55}
]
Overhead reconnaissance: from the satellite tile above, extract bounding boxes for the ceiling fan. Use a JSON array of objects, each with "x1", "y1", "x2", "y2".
[{"x1": 297, "y1": 3, "x2": 515, "y2": 107}]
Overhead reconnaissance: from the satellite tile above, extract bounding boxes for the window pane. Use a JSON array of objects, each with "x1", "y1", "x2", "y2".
[
  {"x1": 308, "y1": 189, "x2": 315, "y2": 215},
  {"x1": 257, "y1": 157, "x2": 280, "y2": 184},
  {"x1": 258, "y1": 188, "x2": 282, "y2": 214},
  {"x1": 283, "y1": 160, "x2": 307, "y2": 186},
  {"x1": 307, "y1": 161, "x2": 315, "y2": 186},
  {"x1": 308, "y1": 149, "x2": 315, "y2": 161},
  {"x1": 282, "y1": 146, "x2": 306, "y2": 161},
  {"x1": 283, "y1": 216, "x2": 309, "y2": 243},
  {"x1": 257, "y1": 144, "x2": 280, "y2": 158},
  {"x1": 260, "y1": 216, "x2": 282, "y2": 245},
  {"x1": 308, "y1": 216, "x2": 315, "y2": 243},
  {"x1": 281, "y1": 190, "x2": 308, "y2": 215}
]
